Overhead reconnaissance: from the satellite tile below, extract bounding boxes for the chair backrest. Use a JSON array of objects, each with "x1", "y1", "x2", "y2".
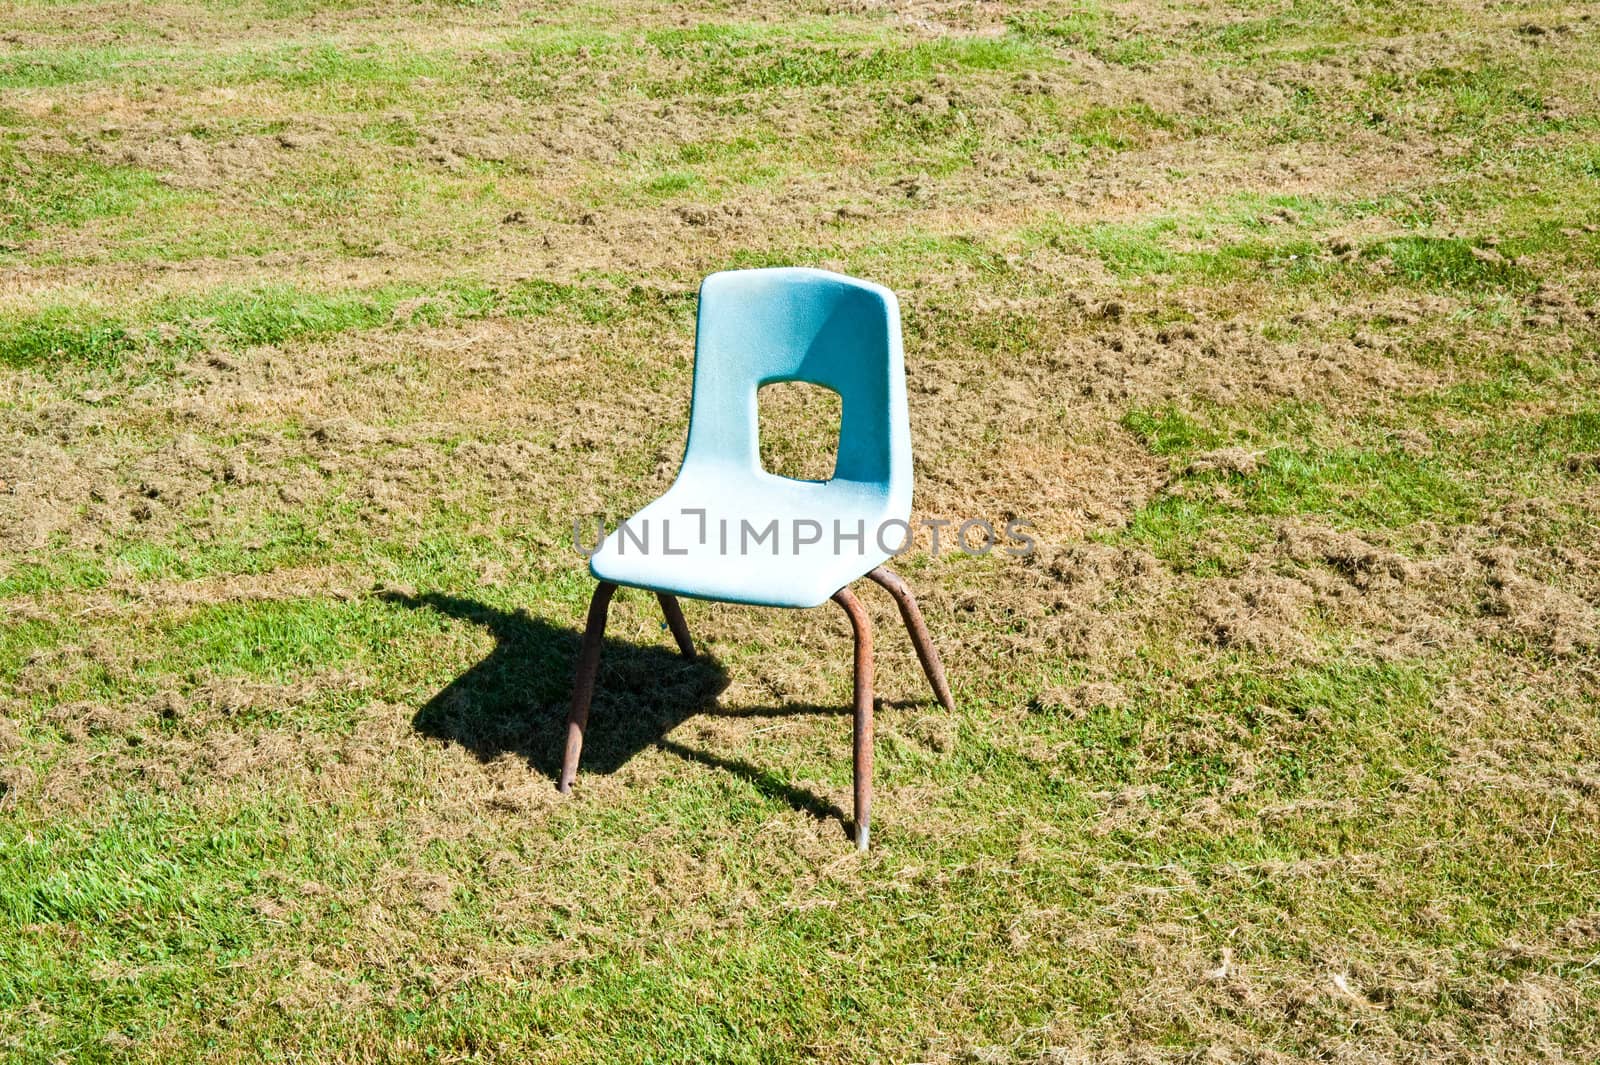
[{"x1": 681, "y1": 267, "x2": 911, "y2": 500}]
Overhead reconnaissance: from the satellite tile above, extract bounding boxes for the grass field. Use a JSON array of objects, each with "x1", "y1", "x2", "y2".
[{"x1": 3, "y1": 0, "x2": 1600, "y2": 1060}]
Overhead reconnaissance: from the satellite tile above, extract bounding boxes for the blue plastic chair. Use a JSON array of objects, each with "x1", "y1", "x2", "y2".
[{"x1": 562, "y1": 267, "x2": 954, "y2": 849}]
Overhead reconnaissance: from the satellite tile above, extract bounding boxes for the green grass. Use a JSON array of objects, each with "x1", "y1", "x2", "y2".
[
  {"x1": 4, "y1": 1, "x2": 1600, "y2": 1060},
  {"x1": 0, "y1": 279, "x2": 695, "y2": 369},
  {"x1": 652, "y1": 36, "x2": 1042, "y2": 98},
  {"x1": 1069, "y1": 104, "x2": 1180, "y2": 150},
  {"x1": 0, "y1": 287, "x2": 404, "y2": 369},
  {"x1": 1116, "y1": 402, "x2": 1486, "y2": 571},
  {"x1": 1049, "y1": 657, "x2": 1442, "y2": 798},
  {"x1": 0, "y1": 45, "x2": 155, "y2": 88},
  {"x1": 642, "y1": 170, "x2": 699, "y2": 196},
  {"x1": 160, "y1": 597, "x2": 419, "y2": 680},
  {"x1": 1483, "y1": 407, "x2": 1600, "y2": 459},
  {"x1": 0, "y1": 310, "x2": 140, "y2": 368},
  {"x1": 1367, "y1": 235, "x2": 1536, "y2": 292},
  {"x1": 0, "y1": 150, "x2": 185, "y2": 247},
  {"x1": 1007, "y1": 5, "x2": 1166, "y2": 65},
  {"x1": 1364, "y1": 64, "x2": 1551, "y2": 135}
]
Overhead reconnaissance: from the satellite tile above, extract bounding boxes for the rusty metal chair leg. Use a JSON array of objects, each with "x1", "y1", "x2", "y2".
[
  {"x1": 867, "y1": 566, "x2": 955, "y2": 712},
  {"x1": 559, "y1": 581, "x2": 617, "y2": 793},
  {"x1": 656, "y1": 592, "x2": 695, "y2": 658},
  {"x1": 832, "y1": 586, "x2": 874, "y2": 851}
]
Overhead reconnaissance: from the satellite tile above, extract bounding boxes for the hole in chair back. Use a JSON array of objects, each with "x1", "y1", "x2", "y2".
[{"x1": 757, "y1": 380, "x2": 842, "y2": 482}]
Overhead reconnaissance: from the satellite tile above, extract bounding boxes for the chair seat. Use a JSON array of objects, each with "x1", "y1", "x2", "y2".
[{"x1": 590, "y1": 465, "x2": 903, "y2": 608}]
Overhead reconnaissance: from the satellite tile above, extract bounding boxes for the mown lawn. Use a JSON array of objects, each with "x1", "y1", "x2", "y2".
[{"x1": 2, "y1": 1, "x2": 1599, "y2": 1061}]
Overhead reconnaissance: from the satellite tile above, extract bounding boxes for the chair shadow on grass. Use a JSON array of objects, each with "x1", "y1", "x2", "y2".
[{"x1": 383, "y1": 591, "x2": 863, "y2": 830}]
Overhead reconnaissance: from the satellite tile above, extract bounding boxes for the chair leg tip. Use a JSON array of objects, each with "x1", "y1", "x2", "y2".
[{"x1": 855, "y1": 824, "x2": 870, "y2": 851}]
